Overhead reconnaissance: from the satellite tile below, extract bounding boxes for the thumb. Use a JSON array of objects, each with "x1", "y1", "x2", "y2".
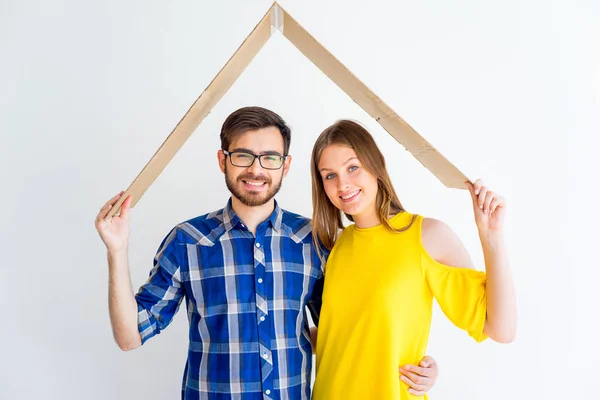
[
  {"x1": 465, "y1": 181, "x2": 478, "y2": 209},
  {"x1": 420, "y1": 356, "x2": 435, "y2": 368},
  {"x1": 120, "y1": 195, "x2": 132, "y2": 221}
]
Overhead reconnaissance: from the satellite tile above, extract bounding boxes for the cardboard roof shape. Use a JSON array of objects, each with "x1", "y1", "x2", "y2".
[{"x1": 107, "y1": 2, "x2": 469, "y2": 218}]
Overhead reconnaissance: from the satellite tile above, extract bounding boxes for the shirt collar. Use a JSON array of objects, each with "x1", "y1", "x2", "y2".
[{"x1": 222, "y1": 198, "x2": 283, "y2": 233}]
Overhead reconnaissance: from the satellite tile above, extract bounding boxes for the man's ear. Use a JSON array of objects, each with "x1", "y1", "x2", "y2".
[
  {"x1": 217, "y1": 149, "x2": 226, "y2": 173},
  {"x1": 282, "y1": 155, "x2": 292, "y2": 178}
]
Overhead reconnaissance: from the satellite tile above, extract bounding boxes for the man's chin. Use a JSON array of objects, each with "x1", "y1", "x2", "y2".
[
  {"x1": 241, "y1": 187, "x2": 269, "y2": 198},
  {"x1": 237, "y1": 196, "x2": 270, "y2": 207},
  {"x1": 235, "y1": 189, "x2": 272, "y2": 207}
]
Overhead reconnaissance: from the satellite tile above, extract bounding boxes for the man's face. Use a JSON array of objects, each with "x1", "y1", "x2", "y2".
[{"x1": 218, "y1": 127, "x2": 292, "y2": 207}]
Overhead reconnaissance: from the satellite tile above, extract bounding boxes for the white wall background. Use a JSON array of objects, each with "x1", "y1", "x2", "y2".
[{"x1": 1, "y1": 0, "x2": 598, "y2": 399}]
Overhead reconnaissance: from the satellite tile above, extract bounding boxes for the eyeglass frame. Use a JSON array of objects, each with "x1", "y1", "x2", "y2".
[{"x1": 222, "y1": 150, "x2": 288, "y2": 170}]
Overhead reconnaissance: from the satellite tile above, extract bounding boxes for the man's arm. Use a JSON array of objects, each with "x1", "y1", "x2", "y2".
[
  {"x1": 108, "y1": 248, "x2": 142, "y2": 351},
  {"x1": 96, "y1": 193, "x2": 142, "y2": 351},
  {"x1": 307, "y1": 277, "x2": 324, "y2": 354}
]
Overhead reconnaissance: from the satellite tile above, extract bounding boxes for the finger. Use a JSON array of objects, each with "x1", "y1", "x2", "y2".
[
  {"x1": 119, "y1": 195, "x2": 132, "y2": 221},
  {"x1": 419, "y1": 356, "x2": 438, "y2": 379},
  {"x1": 402, "y1": 364, "x2": 430, "y2": 377},
  {"x1": 400, "y1": 369, "x2": 432, "y2": 388},
  {"x1": 101, "y1": 192, "x2": 122, "y2": 212},
  {"x1": 477, "y1": 186, "x2": 488, "y2": 210},
  {"x1": 483, "y1": 190, "x2": 495, "y2": 214},
  {"x1": 492, "y1": 195, "x2": 506, "y2": 213},
  {"x1": 420, "y1": 356, "x2": 436, "y2": 369},
  {"x1": 97, "y1": 203, "x2": 110, "y2": 222},
  {"x1": 408, "y1": 388, "x2": 426, "y2": 396},
  {"x1": 473, "y1": 178, "x2": 484, "y2": 195},
  {"x1": 465, "y1": 181, "x2": 478, "y2": 207},
  {"x1": 399, "y1": 373, "x2": 428, "y2": 392},
  {"x1": 490, "y1": 198, "x2": 498, "y2": 214},
  {"x1": 97, "y1": 194, "x2": 120, "y2": 220},
  {"x1": 98, "y1": 192, "x2": 124, "y2": 221}
]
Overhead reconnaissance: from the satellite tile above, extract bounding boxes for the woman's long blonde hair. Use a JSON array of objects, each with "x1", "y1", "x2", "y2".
[{"x1": 311, "y1": 120, "x2": 415, "y2": 256}]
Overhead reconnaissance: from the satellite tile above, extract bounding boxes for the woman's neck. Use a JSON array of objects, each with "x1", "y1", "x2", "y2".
[{"x1": 352, "y1": 207, "x2": 382, "y2": 229}]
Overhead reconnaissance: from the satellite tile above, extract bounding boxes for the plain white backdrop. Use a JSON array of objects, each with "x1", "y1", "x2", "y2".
[{"x1": 1, "y1": 0, "x2": 598, "y2": 399}]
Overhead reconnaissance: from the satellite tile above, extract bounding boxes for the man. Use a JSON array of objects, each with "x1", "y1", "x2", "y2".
[{"x1": 95, "y1": 106, "x2": 438, "y2": 399}]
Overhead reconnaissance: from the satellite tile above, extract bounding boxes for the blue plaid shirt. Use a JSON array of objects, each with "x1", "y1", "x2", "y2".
[{"x1": 135, "y1": 200, "x2": 324, "y2": 399}]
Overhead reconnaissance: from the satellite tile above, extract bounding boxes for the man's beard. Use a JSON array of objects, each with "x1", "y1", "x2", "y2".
[{"x1": 225, "y1": 165, "x2": 283, "y2": 207}]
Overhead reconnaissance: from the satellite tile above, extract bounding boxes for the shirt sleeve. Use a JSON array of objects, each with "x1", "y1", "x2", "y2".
[
  {"x1": 307, "y1": 277, "x2": 324, "y2": 327},
  {"x1": 135, "y1": 227, "x2": 185, "y2": 344},
  {"x1": 307, "y1": 238, "x2": 329, "y2": 327},
  {"x1": 420, "y1": 238, "x2": 488, "y2": 342}
]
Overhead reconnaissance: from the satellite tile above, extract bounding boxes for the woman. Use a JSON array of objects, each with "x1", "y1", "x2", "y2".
[{"x1": 309, "y1": 120, "x2": 516, "y2": 399}]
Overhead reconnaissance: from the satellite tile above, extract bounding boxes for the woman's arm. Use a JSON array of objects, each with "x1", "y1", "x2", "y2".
[{"x1": 421, "y1": 179, "x2": 517, "y2": 343}]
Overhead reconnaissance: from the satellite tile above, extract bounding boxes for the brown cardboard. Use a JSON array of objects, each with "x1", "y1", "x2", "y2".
[
  {"x1": 107, "y1": 2, "x2": 468, "y2": 218},
  {"x1": 106, "y1": 4, "x2": 276, "y2": 218},
  {"x1": 279, "y1": 5, "x2": 469, "y2": 189}
]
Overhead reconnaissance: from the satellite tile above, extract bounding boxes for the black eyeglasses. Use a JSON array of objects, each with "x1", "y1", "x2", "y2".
[{"x1": 223, "y1": 150, "x2": 287, "y2": 170}]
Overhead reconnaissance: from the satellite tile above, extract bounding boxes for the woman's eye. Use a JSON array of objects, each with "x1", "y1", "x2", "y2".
[
  {"x1": 349, "y1": 165, "x2": 358, "y2": 172},
  {"x1": 325, "y1": 173, "x2": 336, "y2": 180}
]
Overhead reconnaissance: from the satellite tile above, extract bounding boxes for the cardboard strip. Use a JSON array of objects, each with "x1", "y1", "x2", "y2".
[
  {"x1": 106, "y1": 4, "x2": 277, "y2": 218},
  {"x1": 107, "y1": 1, "x2": 470, "y2": 218},
  {"x1": 270, "y1": 3, "x2": 284, "y2": 34},
  {"x1": 278, "y1": 4, "x2": 469, "y2": 189}
]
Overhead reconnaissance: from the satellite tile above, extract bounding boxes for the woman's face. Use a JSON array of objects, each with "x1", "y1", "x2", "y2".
[{"x1": 317, "y1": 144, "x2": 380, "y2": 225}]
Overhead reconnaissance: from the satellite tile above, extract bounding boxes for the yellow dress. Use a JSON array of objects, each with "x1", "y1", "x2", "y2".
[{"x1": 312, "y1": 212, "x2": 487, "y2": 400}]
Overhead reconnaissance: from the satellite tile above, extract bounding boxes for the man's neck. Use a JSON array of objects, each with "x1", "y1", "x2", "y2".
[{"x1": 230, "y1": 197, "x2": 275, "y2": 235}]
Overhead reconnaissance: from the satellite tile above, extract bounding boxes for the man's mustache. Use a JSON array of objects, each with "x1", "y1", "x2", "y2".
[{"x1": 238, "y1": 173, "x2": 271, "y2": 183}]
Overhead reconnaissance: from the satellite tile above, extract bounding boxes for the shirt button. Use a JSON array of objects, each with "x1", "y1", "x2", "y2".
[
  {"x1": 255, "y1": 242, "x2": 261, "y2": 248},
  {"x1": 260, "y1": 316, "x2": 265, "y2": 321},
  {"x1": 265, "y1": 389, "x2": 271, "y2": 395},
  {"x1": 263, "y1": 353, "x2": 269, "y2": 359},
  {"x1": 257, "y1": 278, "x2": 263, "y2": 283}
]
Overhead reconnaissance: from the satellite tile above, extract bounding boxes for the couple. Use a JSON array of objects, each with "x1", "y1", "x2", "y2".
[{"x1": 95, "y1": 106, "x2": 516, "y2": 399}]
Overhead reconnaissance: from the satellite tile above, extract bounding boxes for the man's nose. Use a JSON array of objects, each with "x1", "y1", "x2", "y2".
[{"x1": 248, "y1": 156, "x2": 265, "y2": 174}]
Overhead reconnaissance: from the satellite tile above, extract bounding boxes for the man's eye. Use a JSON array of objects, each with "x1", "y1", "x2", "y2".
[
  {"x1": 236, "y1": 154, "x2": 253, "y2": 160},
  {"x1": 264, "y1": 155, "x2": 279, "y2": 162}
]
